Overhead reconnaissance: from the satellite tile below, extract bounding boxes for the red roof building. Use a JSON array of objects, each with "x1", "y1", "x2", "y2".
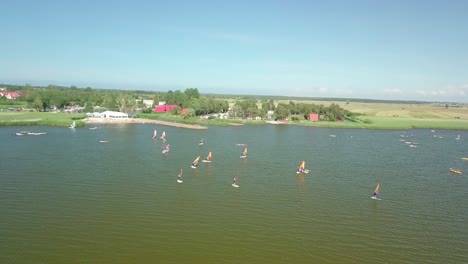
[
  {"x1": 154, "y1": 104, "x2": 179, "y2": 112},
  {"x1": 0, "y1": 91, "x2": 20, "y2": 100},
  {"x1": 309, "y1": 113, "x2": 319, "y2": 122}
]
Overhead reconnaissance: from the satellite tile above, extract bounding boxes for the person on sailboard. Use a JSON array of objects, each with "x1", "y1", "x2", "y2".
[
  {"x1": 373, "y1": 191, "x2": 378, "y2": 198},
  {"x1": 178, "y1": 169, "x2": 183, "y2": 181}
]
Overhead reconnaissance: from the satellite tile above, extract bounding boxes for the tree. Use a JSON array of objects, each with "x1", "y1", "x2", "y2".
[
  {"x1": 275, "y1": 103, "x2": 290, "y2": 120},
  {"x1": 153, "y1": 93, "x2": 160, "y2": 107},
  {"x1": 184, "y1": 88, "x2": 200, "y2": 99},
  {"x1": 184, "y1": 108, "x2": 196, "y2": 119},
  {"x1": 32, "y1": 95, "x2": 43, "y2": 111}
]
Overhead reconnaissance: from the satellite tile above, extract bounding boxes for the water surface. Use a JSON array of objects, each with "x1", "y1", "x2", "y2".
[{"x1": 1, "y1": 125, "x2": 467, "y2": 263}]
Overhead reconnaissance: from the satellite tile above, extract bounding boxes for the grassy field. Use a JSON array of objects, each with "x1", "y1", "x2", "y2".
[
  {"x1": 2, "y1": 100, "x2": 468, "y2": 130},
  {"x1": 0, "y1": 112, "x2": 86, "y2": 127}
]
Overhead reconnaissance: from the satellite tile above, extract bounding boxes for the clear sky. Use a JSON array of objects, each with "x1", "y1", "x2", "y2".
[{"x1": 1, "y1": 0, "x2": 467, "y2": 102}]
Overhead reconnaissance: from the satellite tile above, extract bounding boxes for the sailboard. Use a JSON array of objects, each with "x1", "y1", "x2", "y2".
[
  {"x1": 232, "y1": 176, "x2": 239, "y2": 188},
  {"x1": 371, "y1": 183, "x2": 381, "y2": 200},
  {"x1": 240, "y1": 146, "x2": 248, "y2": 158},
  {"x1": 296, "y1": 161, "x2": 310, "y2": 174},
  {"x1": 191, "y1": 156, "x2": 200, "y2": 168},
  {"x1": 162, "y1": 144, "x2": 170, "y2": 154},
  {"x1": 199, "y1": 138, "x2": 204, "y2": 146},
  {"x1": 449, "y1": 168, "x2": 462, "y2": 175},
  {"x1": 177, "y1": 169, "x2": 183, "y2": 183},
  {"x1": 202, "y1": 151, "x2": 212, "y2": 162}
]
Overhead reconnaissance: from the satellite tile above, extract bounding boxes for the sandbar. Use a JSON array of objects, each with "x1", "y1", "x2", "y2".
[{"x1": 84, "y1": 117, "x2": 208, "y2": 130}]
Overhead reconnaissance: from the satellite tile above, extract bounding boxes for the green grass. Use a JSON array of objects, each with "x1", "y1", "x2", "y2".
[
  {"x1": 293, "y1": 116, "x2": 468, "y2": 130},
  {"x1": 0, "y1": 112, "x2": 86, "y2": 127}
]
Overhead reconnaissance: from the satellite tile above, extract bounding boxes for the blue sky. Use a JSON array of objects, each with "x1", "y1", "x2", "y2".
[{"x1": 1, "y1": 0, "x2": 468, "y2": 102}]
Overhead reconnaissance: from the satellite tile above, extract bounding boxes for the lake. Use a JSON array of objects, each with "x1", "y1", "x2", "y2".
[{"x1": 1, "y1": 124, "x2": 467, "y2": 263}]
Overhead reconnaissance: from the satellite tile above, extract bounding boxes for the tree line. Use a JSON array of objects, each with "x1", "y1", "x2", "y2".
[{"x1": 2, "y1": 84, "x2": 354, "y2": 121}]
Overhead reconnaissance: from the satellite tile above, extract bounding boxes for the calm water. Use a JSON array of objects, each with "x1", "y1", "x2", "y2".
[{"x1": 1, "y1": 124, "x2": 467, "y2": 263}]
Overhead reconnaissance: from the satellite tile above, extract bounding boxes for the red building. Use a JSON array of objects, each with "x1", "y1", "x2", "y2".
[
  {"x1": 154, "y1": 104, "x2": 178, "y2": 112},
  {"x1": 309, "y1": 113, "x2": 319, "y2": 122}
]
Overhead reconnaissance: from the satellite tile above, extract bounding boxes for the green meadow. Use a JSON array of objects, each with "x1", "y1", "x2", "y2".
[{"x1": 0, "y1": 112, "x2": 86, "y2": 127}]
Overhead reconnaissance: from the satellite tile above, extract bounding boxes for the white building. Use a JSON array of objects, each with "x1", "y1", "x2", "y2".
[{"x1": 99, "y1": 111, "x2": 128, "y2": 119}]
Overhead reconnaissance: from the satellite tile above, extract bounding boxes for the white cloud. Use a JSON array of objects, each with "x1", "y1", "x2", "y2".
[
  {"x1": 383, "y1": 88, "x2": 402, "y2": 94},
  {"x1": 318, "y1": 87, "x2": 329, "y2": 93}
]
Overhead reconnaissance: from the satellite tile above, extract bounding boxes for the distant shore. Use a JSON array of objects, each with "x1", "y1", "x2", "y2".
[{"x1": 84, "y1": 117, "x2": 208, "y2": 130}]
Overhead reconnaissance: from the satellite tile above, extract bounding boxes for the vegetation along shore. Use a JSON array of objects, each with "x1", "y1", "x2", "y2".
[{"x1": 1, "y1": 84, "x2": 468, "y2": 130}]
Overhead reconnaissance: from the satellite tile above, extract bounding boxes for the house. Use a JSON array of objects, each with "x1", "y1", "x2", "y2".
[
  {"x1": 136, "y1": 99, "x2": 154, "y2": 108},
  {"x1": 266, "y1": 110, "x2": 275, "y2": 119},
  {"x1": 309, "y1": 113, "x2": 319, "y2": 122},
  {"x1": 154, "y1": 104, "x2": 178, "y2": 112},
  {"x1": 0, "y1": 91, "x2": 20, "y2": 100},
  {"x1": 99, "y1": 111, "x2": 128, "y2": 119}
]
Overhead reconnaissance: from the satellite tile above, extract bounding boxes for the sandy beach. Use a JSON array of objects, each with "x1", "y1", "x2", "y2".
[{"x1": 84, "y1": 117, "x2": 208, "y2": 130}]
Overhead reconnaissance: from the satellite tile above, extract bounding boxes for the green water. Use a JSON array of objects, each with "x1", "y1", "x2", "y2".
[{"x1": 1, "y1": 125, "x2": 467, "y2": 263}]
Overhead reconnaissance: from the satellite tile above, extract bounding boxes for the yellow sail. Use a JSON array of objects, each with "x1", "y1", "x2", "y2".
[
  {"x1": 207, "y1": 152, "x2": 212, "y2": 160},
  {"x1": 243, "y1": 147, "x2": 248, "y2": 156},
  {"x1": 299, "y1": 161, "x2": 305, "y2": 170},
  {"x1": 193, "y1": 156, "x2": 200, "y2": 165},
  {"x1": 374, "y1": 183, "x2": 381, "y2": 193}
]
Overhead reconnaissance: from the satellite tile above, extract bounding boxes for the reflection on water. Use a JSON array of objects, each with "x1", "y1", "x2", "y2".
[{"x1": 1, "y1": 125, "x2": 467, "y2": 263}]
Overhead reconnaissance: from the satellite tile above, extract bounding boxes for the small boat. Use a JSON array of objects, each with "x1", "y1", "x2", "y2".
[
  {"x1": 240, "y1": 146, "x2": 248, "y2": 158},
  {"x1": 13, "y1": 130, "x2": 31, "y2": 136},
  {"x1": 162, "y1": 144, "x2": 170, "y2": 154},
  {"x1": 199, "y1": 138, "x2": 204, "y2": 146},
  {"x1": 296, "y1": 160, "x2": 310, "y2": 174},
  {"x1": 99, "y1": 140, "x2": 109, "y2": 143},
  {"x1": 89, "y1": 127, "x2": 98, "y2": 130},
  {"x1": 371, "y1": 183, "x2": 381, "y2": 200},
  {"x1": 449, "y1": 168, "x2": 462, "y2": 175},
  {"x1": 27, "y1": 132, "x2": 47, "y2": 135},
  {"x1": 232, "y1": 176, "x2": 239, "y2": 188},
  {"x1": 329, "y1": 135, "x2": 336, "y2": 137},
  {"x1": 13, "y1": 131, "x2": 46, "y2": 136},
  {"x1": 69, "y1": 121, "x2": 76, "y2": 128},
  {"x1": 152, "y1": 129, "x2": 157, "y2": 139},
  {"x1": 202, "y1": 151, "x2": 212, "y2": 162},
  {"x1": 462, "y1": 157, "x2": 468, "y2": 161},
  {"x1": 191, "y1": 156, "x2": 200, "y2": 168},
  {"x1": 177, "y1": 169, "x2": 183, "y2": 183}
]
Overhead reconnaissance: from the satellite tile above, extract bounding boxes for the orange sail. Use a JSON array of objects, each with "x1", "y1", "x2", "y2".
[{"x1": 206, "y1": 152, "x2": 212, "y2": 161}]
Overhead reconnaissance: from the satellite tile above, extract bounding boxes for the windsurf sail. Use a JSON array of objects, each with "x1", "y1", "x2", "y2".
[
  {"x1": 70, "y1": 121, "x2": 76, "y2": 128},
  {"x1": 152, "y1": 130, "x2": 157, "y2": 139},
  {"x1": 160, "y1": 131, "x2": 166, "y2": 139},
  {"x1": 162, "y1": 144, "x2": 170, "y2": 153},
  {"x1": 242, "y1": 146, "x2": 247, "y2": 157},
  {"x1": 192, "y1": 156, "x2": 200, "y2": 166},
  {"x1": 200, "y1": 138, "x2": 204, "y2": 144},
  {"x1": 206, "y1": 151, "x2": 212, "y2": 161},
  {"x1": 299, "y1": 161, "x2": 305, "y2": 170},
  {"x1": 373, "y1": 183, "x2": 381, "y2": 198}
]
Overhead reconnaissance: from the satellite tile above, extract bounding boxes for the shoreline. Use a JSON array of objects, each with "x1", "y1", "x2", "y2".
[{"x1": 84, "y1": 117, "x2": 208, "y2": 130}]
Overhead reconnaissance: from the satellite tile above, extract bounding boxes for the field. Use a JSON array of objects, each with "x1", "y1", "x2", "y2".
[
  {"x1": 0, "y1": 112, "x2": 86, "y2": 127},
  {"x1": 1, "y1": 99, "x2": 468, "y2": 130}
]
